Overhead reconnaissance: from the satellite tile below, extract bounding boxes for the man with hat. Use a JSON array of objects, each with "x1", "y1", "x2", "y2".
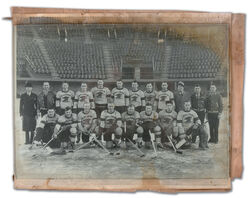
[
  {"x1": 174, "y1": 81, "x2": 190, "y2": 113},
  {"x1": 19, "y1": 82, "x2": 38, "y2": 144}
]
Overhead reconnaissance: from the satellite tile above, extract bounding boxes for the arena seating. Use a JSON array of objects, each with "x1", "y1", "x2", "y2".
[{"x1": 16, "y1": 24, "x2": 221, "y2": 80}]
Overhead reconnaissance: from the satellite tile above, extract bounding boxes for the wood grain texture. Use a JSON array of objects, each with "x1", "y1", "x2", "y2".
[
  {"x1": 230, "y1": 14, "x2": 245, "y2": 179},
  {"x1": 11, "y1": 7, "x2": 245, "y2": 192}
]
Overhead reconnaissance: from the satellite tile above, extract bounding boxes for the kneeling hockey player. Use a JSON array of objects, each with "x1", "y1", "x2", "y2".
[
  {"x1": 121, "y1": 104, "x2": 142, "y2": 148},
  {"x1": 53, "y1": 107, "x2": 78, "y2": 154},
  {"x1": 77, "y1": 103, "x2": 98, "y2": 143},
  {"x1": 158, "y1": 101, "x2": 178, "y2": 147},
  {"x1": 138, "y1": 105, "x2": 162, "y2": 149},
  {"x1": 176, "y1": 101, "x2": 208, "y2": 150},
  {"x1": 34, "y1": 108, "x2": 60, "y2": 148},
  {"x1": 99, "y1": 103, "x2": 123, "y2": 149}
]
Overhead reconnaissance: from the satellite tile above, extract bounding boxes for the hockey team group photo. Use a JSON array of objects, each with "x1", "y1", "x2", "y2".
[{"x1": 14, "y1": 23, "x2": 229, "y2": 180}]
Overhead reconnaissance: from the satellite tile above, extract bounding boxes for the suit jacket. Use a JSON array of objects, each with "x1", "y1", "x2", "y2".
[{"x1": 20, "y1": 92, "x2": 38, "y2": 117}]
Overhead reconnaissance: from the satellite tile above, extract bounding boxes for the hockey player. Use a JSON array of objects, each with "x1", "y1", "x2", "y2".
[
  {"x1": 176, "y1": 101, "x2": 208, "y2": 150},
  {"x1": 129, "y1": 81, "x2": 145, "y2": 112},
  {"x1": 74, "y1": 82, "x2": 95, "y2": 113},
  {"x1": 156, "y1": 82, "x2": 175, "y2": 112},
  {"x1": 91, "y1": 80, "x2": 111, "y2": 118},
  {"x1": 33, "y1": 108, "x2": 60, "y2": 148},
  {"x1": 158, "y1": 101, "x2": 178, "y2": 147},
  {"x1": 111, "y1": 80, "x2": 129, "y2": 114},
  {"x1": 53, "y1": 107, "x2": 78, "y2": 154},
  {"x1": 56, "y1": 82, "x2": 74, "y2": 115},
  {"x1": 138, "y1": 105, "x2": 162, "y2": 149},
  {"x1": 121, "y1": 104, "x2": 143, "y2": 148},
  {"x1": 99, "y1": 103, "x2": 123, "y2": 149},
  {"x1": 144, "y1": 83, "x2": 158, "y2": 111},
  {"x1": 77, "y1": 103, "x2": 98, "y2": 144}
]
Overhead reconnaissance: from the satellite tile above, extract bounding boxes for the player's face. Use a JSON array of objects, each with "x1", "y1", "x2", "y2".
[
  {"x1": 43, "y1": 82, "x2": 50, "y2": 91},
  {"x1": 65, "y1": 109, "x2": 72, "y2": 118},
  {"x1": 132, "y1": 82, "x2": 138, "y2": 90},
  {"x1": 107, "y1": 104, "x2": 115, "y2": 113},
  {"x1": 178, "y1": 85, "x2": 184, "y2": 92},
  {"x1": 81, "y1": 83, "x2": 87, "y2": 91},
  {"x1": 83, "y1": 103, "x2": 91, "y2": 113},
  {"x1": 210, "y1": 85, "x2": 216, "y2": 93},
  {"x1": 145, "y1": 106, "x2": 153, "y2": 115},
  {"x1": 127, "y1": 106, "x2": 135, "y2": 115},
  {"x1": 146, "y1": 84, "x2": 153, "y2": 92},
  {"x1": 116, "y1": 81, "x2": 123, "y2": 89},
  {"x1": 97, "y1": 80, "x2": 104, "y2": 88},
  {"x1": 47, "y1": 109, "x2": 55, "y2": 117},
  {"x1": 25, "y1": 87, "x2": 32, "y2": 93},
  {"x1": 166, "y1": 103, "x2": 173, "y2": 112},
  {"x1": 184, "y1": 102, "x2": 191, "y2": 111},
  {"x1": 62, "y1": 83, "x2": 69, "y2": 91},
  {"x1": 194, "y1": 86, "x2": 201, "y2": 94},
  {"x1": 161, "y1": 83, "x2": 168, "y2": 91}
]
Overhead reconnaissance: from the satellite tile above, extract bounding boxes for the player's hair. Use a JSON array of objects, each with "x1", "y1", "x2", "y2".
[
  {"x1": 132, "y1": 80, "x2": 138, "y2": 84},
  {"x1": 184, "y1": 100, "x2": 191, "y2": 104},
  {"x1": 162, "y1": 81, "x2": 168, "y2": 85},
  {"x1": 195, "y1": 84, "x2": 200, "y2": 87},
  {"x1": 62, "y1": 81, "x2": 69, "y2": 85},
  {"x1": 146, "y1": 82, "x2": 152, "y2": 86},
  {"x1": 166, "y1": 100, "x2": 173, "y2": 105},
  {"x1": 47, "y1": 107, "x2": 55, "y2": 110},
  {"x1": 117, "y1": 79, "x2": 123, "y2": 82},
  {"x1": 127, "y1": 104, "x2": 135, "y2": 109},
  {"x1": 43, "y1": 81, "x2": 50, "y2": 85},
  {"x1": 145, "y1": 104, "x2": 153, "y2": 108},
  {"x1": 64, "y1": 106, "x2": 72, "y2": 112}
]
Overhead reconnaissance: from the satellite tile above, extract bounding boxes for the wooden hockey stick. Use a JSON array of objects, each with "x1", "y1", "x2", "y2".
[{"x1": 167, "y1": 135, "x2": 183, "y2": 154}]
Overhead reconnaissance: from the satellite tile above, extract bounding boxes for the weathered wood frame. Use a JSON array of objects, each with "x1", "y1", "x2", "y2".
[{"x1": 11, "y1": 7, "x2": 245, "y2": 192}]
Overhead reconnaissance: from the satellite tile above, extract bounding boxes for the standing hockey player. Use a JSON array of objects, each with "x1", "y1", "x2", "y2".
[
  {"x1": 158, "y1": 101, "x2": 178, "y2": 147},
  {"x1": 34, "y1": 108, "x2": 60, "y2": 148},
  {"x1": 53, "y1": 107, "x2": 78, "y2": 154},
  {"x1": 111, "y1": 80, "x2": 129, "y2": 114},
  {"x1": 129, "y1": 81, "x2": 145, "y2": 112},
  {"x1": 99, "y1": 103, "x2": 123, "y2": 149},
  {"x1": 121, "y1": 105, "x2": 143, "y2": 148},
  {"x1": 144, "y1": 83, "x2": 158, "y2": 111},
  {"x1": 91, "y1": 80, "x2": 111, "y2": 118},
  {"x1": 138, "y1": 105, "x2": 162, "y2": 149},
  {"x1": 74, "y1": 82, "x2": 95, "y2": 113},
  {"x1": 176, "y1": 101, "x2": 208, "y2": 150},
  {"x1": 56, "y1": 82, "x2": 74, "y2": 115},
  {"x1": 77, "y1": 103, "x2": 98, "y2": 144},
  {"x1": 19, "y1": 82, "x2": 38, "y2": 144},
  {"x1": 156, "y1": 82, "x2": 175, "y2": 112}
]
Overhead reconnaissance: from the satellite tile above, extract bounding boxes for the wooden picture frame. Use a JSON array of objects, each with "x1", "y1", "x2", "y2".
[{"x1": 11, "y1": 7, "x2": 245, "y2": 192}]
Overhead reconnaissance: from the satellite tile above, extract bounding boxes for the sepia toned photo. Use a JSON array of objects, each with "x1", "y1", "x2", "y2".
[{"x1": 12, "y1": 8, "x2": 245, "y2": 192}]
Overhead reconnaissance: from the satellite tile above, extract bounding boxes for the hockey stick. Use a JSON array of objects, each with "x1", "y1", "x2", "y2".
[
  {"x1": 42, "y1": 128, "x2": 63, "y2": 150},
  {"x1": 167, "y1": 135, "x2": 183, "y2": 154},
  {"x1": 74, "y1": 137, "x2": 95, "y2": 152},
  {"x1": 149, "y1": 130, "x2": 157, "y2": 158},
  {"x1": 124, "y1": 122, "x2": 145, "y2": 157},
  {"x1": 175, "y1": 121, "x2": 209, "y2": 149},
  {"x1": 92, "y1": 136, "x2": 119, "y2": 156}
]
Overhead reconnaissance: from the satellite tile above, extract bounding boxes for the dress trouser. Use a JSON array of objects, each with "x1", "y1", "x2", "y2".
[{"x1": 207, "y1": 113, "x2": 220, "y2": 143}]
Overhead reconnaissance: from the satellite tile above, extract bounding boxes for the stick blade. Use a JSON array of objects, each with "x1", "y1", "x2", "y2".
[{"x1": 176, "y1": 150, "x2": 183, "y2": 154}]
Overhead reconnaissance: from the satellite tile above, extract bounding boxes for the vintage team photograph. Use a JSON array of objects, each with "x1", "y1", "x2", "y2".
[{"x1": 14, "y1": 19, "x2": 230, "y2": 182}]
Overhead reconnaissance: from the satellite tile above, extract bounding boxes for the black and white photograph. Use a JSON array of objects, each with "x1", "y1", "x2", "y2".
[{"x1": 14, "y1": 20, "x2": 230, "y2": 182}]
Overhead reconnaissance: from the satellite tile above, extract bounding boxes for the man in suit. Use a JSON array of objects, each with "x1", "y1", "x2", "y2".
[{"x1": 20, "y1": 82, "x2": 38, "y2": 144}]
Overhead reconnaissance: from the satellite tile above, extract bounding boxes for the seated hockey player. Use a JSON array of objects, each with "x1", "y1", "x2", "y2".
[
  {"x1": 33, "y1": 108, "x2": 60, "y2": 148},
  {"x1": 138, "y1": 105, "x2": 162, "y2": 149},
  {"x1": 53, "y1": 107, "x2": 78, "y2": 154},
  {"x1": 121, "y1": 104, "x2": 143, "y2": 148},
  {"x1": 176, "y1": 100, "x2": 208, "y2": 150},
  {"x1": 158, "y1": 101, "x2": 178, "y2": 147},
  {"x1": 99, "y1": 103, "x2": 123, "y2": 149},
  {"x1": 77, "y1": 103, "x2": 98, "y2": 144}
]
